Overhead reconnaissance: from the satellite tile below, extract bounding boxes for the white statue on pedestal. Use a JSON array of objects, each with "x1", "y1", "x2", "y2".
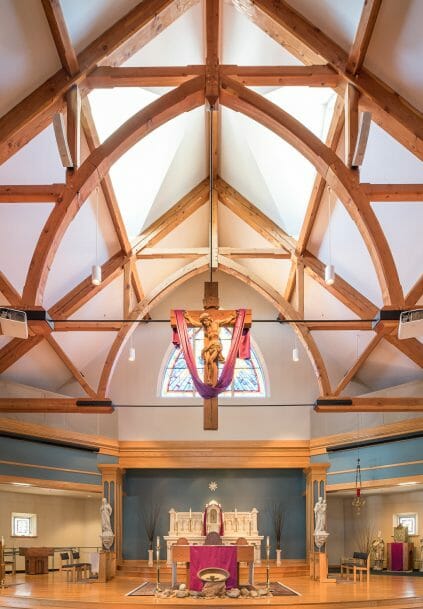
[
  {"x1": 314, "y1": 497, "x2": 327, "y2": 534},
  {"x1": 371, "y1": 530, "x2": 384, "y2": 570},
  {"x1": 313, "y1": 497, "x2": 329, "y2": 550},
  {"x1": 100, "y1": 498, "x2": 114, "y2": 550}
]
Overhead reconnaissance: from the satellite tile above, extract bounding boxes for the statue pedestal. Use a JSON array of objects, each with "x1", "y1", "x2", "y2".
[
  {"x1": 98, "y1": 551, "x2": 115, "y2": 583},
  {"x1": 310, "y1": 552, "x2": 336, "y2": 584}
]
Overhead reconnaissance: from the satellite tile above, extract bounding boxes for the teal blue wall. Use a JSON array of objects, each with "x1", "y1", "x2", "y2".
[
  {"x1": 123, "y1": 469, "x2": 306, "y2": 560},
  {"x1": 311, "y1": 437, "x2": 423, "y2": 486},
  {"x1": 0, "y1": 435, "x2": 110, "y2": 486}
]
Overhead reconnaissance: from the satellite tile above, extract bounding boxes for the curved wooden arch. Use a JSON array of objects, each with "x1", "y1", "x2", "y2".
[
  {"x1": 220, "y1": 75, "x2": 404, "y2": 307},
  {"x1": 98, "y1": 255, "x2": 331, "y2": 398},
  {"x1": 22, "y1": 76, "x2": 205, "y2": 305}
]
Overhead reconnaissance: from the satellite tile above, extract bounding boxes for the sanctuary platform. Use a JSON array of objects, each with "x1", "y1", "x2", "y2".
[{"x1": 2, "y1": 568, "x2": 423, "y2": 609}]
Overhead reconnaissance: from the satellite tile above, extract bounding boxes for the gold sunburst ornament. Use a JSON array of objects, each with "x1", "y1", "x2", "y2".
[{"x1": 208, "y1": 481, "x2": 218, "y2": 492}]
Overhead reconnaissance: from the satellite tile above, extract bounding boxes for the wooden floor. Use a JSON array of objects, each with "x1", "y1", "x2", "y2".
[{"x1": 1, "y1": 571, "x2": 423, "y2": 609}]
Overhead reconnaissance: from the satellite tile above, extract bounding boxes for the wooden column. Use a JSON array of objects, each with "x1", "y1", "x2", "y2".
[
  {"x1": 99, "y1": 465, "x2": 124, "y2": 565},
  {"x1": 304, "y1": 463, "x2": 330, "y2": 574}
]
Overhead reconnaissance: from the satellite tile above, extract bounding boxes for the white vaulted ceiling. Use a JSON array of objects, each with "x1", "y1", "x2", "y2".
[{"x1": 0, "y1": 0, "x2": 421, "y2": 430}]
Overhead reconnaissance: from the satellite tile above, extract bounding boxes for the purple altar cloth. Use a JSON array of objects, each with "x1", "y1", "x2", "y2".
[
  {"x1": 189, "y1": 545, "x2": 237, "y2": 591},
  {"x1": 390, "y1": 542, "x2": 404, "y2": 571}
]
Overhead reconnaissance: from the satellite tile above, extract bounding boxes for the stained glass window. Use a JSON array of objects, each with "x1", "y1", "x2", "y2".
[{"x1": 161, "y1": 328, "x2": 266, "y2": 397}]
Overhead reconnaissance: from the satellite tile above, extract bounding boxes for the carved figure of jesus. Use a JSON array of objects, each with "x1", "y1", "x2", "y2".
[
  {"x1": 313, "y1": 497, "x2": 327, "y2": 534},
  {"x1": 184, "y1": 310, "x2": 236, "y2": 386}
]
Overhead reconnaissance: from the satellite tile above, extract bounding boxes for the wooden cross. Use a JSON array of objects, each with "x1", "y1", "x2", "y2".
[{"x1": 171, "y1": 282, "x2": 251, "y2": 430}]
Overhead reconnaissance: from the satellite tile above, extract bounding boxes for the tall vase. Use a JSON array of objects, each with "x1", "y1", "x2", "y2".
[
  {"x1": 148, "y1": 548, "x2": 154, "y2": 567},
  {"x1": 276, "y1": 548, "x2": 282, "y2": 567}
]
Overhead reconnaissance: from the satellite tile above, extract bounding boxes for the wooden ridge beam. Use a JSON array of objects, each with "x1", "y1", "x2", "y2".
[
  {"x1": 221, "y1": 64, "x2": 340, "y2": 87},
  {"x1": 41, "y1": 0, "x2": 79, "y2": 76},
  {"x1": 136, "y1": 246, "x2": 292, "y2": 259},
  {"x1": 362, "y1": 183, "x2": 423, "y2": 202},
  {"x1": 244, "y1": 0, "x2": 423, "y2": 160},
  {"x1": 346, "y1": 0, "x2": 382, "y2": 76},
  {"x1": 219, "y1": 75, "x2": 403, "y2": 306},
  {"x1": 45, "y1": 335, "x2": 97, "y2": 398},
  {"x1": 219, "y1": 247, "x2": 291, "y2": 259},
  {"x1": 332, "y1": 332, "x2": 385, "y2": 396},
  {"x1": 133, "y1": 179, "x2": 209, "y2": 252},
  {"x1": 0, "y1": 0, "x2": 198, "y2": 164},
  {"x1": 315, "y1": 396, "x2": 423, "y2": 413},
  {"x1": 0, "y1": 398, "x2": 113, "y2": 414},
  {"x1": 87, "y1": 65, "x2": 205, "y2": 88},
  {"x1": 0, "y1": 184, "x2": 64, "y2": 203},
  {"x1": 205, "y1": 0, "x2": 220, "y2": 107},
  {"x1": 307, "y1": 321, "x2": 373, "y2": 331},
  {"x1": 22, "y1": 76, "x2": 205, "y2": 305}
]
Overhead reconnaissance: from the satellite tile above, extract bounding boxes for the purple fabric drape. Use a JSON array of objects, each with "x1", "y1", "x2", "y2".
[
  {"x1": 189, "y1": 546, "x2": 237, "y2": 591},
  {"x1": 173, "y1": 309, "x2": 247, "y2": 399},
  {"x1": 390, "y1": 543, "x2": 404, "y2": 571}
]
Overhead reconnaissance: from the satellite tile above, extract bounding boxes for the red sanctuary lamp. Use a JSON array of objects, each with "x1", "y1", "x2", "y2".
[{"x1": 351, "y1": 457, "x2": 366, "y2": 515}]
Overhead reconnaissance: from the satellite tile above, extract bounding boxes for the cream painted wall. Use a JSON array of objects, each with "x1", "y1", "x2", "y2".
[
  {"x1": 327, "y1": 490, "x2": 423, "y2": 568},
  {"x1": 0, "y1": 491, "x2": 101, "y2": 570}
]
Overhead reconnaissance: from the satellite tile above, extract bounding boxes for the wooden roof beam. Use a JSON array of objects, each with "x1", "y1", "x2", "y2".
[
  {"x1": 346, "y1": 0, "x2": 382, "y2": 76},
  {"x1": 363, "y1": 184, "x2": 423, "y2": 202},
  {"x1": 133, "y1": 178, "x2": 210, "y2": 252},
  {"x1": 384, "y1": 334, "x2": 423, "y2": 369},
  {"x1": 241, "y1": 0, "x2": 423, "y2": 160},
  {"x1": 0, "y1": 398, "x2": 113, "y2": 413},
  {"x1": 0, "y1": 185, "x2": 64, "y2": 203},
  {"x1": 0, "y1": 336, "x2": 43, "y2": 374},
  {"x1": 0, "y1": 272, "x2": 22, "y2": 306},
  {"x1": 41, "y1": 0, "x2": 79, "y2": 77},
  {"x1": 87, "y1": 65, "x2": 205, "y2": 88},
  {"x1": 81, "y1": 96, "x2": 132, "y2": 257},
  {"x1": 405, "y1": 276, "x2": 423, "y2": 308},
  {"x1": 332, "y1": 332, "x2": 385, "y2": 396},
  {"x1": 0, "y1": 0, "x2": 199, "y2": 164},
  {"x1": 221, "y1": 64, "x2": 340, "y2": 87},
  {"x1": 45, "y1": 334, "x2": 98, "y2": 398},
  {"x1": 315, "y1": 396, "x2": 423, "y2": 413}
]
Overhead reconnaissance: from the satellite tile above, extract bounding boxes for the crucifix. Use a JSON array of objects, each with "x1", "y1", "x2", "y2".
[{"x1": 171, "y1": 282, "x2": 251, "y2": 430}]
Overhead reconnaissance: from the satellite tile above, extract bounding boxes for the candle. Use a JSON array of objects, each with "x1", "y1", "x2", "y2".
[
  {"x1": 235, "y1": 508, "x2": 237, "y2": 517},
  {"x1": 157, "y1": 536, "x2": 160, "y2": 548},
  {"x1": 189, "y1": 508, "x2": 192, "y2": 519},
  {"x1": 266, "y1": 536, "x2": 270, "y2": 547}
]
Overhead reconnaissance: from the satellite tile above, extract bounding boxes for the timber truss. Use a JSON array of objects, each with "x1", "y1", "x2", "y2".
[{"x1": 0, "y1": 0, "x2": 422, "y2": 414}]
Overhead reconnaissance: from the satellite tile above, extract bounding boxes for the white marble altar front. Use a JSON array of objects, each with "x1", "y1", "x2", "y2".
[{"x1": 164, "y1": 507, "x2": 263, "y2": 564}]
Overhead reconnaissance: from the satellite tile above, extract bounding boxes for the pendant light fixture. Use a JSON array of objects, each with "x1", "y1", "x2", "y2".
[
  {"x1": 325, "y1": 187, "x2": 335, "y2": 286},
  {"x1": 91, "y1": 186, "x2": 102, "y2": 286}
]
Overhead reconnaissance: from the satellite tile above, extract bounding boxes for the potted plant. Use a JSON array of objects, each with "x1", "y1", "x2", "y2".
[
  {"x1": 141, "y1": 502, "x2": 161, "y2": 566},
  {"x1": 271, "y1": 503, "x2": 286, "y2": 566}
]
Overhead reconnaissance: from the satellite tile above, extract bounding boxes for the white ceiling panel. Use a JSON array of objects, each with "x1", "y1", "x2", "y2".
[
  {"x1": 43, "y1": 190, "x2": 120, "y2": 309},
  {"x1": 222, "y1": 0, "x2": 302, "y2": 65},
  {"x1": 0, "y1": 204, "x2": 53, "y2": 295},
  {"x1": 123, "y1": 2, "x2": 204, "y2": 67},
  {"x1": 0, "y1": 0, "x2": 61, "y2": 117},
  {"x1": 0, "y1": 125, "x2": 64, "y2": 184}
]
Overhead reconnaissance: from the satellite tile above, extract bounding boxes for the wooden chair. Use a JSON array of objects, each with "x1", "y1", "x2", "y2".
[
  {"x1": 60, "y1": 552, "x2": 77, "y2": 582},
  {"x1": 71, "y1": 551, "x2": 91, "y2": 579},
  {"x1": 340, "y1": 552, "x2": 370, "y2": 582},
  {"x1": 353, "y1": 552, "x2": 370, "y2": 582},
  {"x1": 204, "y1": 532, "x2": 222, "y2": 545}
]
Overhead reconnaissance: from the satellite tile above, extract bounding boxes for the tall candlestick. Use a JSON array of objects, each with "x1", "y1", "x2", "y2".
[
  {"x1": 266, "y1": 536, "x2": 270, "y2": 548},
  {"x1": 156, "y1": 536, "x2": 160, "y2": 549},
  {"x1": 189, "y1": 508, "x2": 192, "y2": 518}
]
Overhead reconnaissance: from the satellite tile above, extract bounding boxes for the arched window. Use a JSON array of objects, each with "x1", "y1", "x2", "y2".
[{"x1": 161, "y1": 327, "x2": 266, "y2": 398}]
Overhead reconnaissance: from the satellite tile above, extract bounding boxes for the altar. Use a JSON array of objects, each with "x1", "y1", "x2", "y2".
[{"x1": 164, "y1": 502, "x2": 263, "y2": 565}]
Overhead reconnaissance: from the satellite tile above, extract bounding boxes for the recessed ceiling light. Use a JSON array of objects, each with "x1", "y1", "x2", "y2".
[
  {"x1": 398, "y1": 481, "x2": 418, "y2": 486},
  {"x1": 12, "y1": 482, "x2": 32, "y2": 487}
]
